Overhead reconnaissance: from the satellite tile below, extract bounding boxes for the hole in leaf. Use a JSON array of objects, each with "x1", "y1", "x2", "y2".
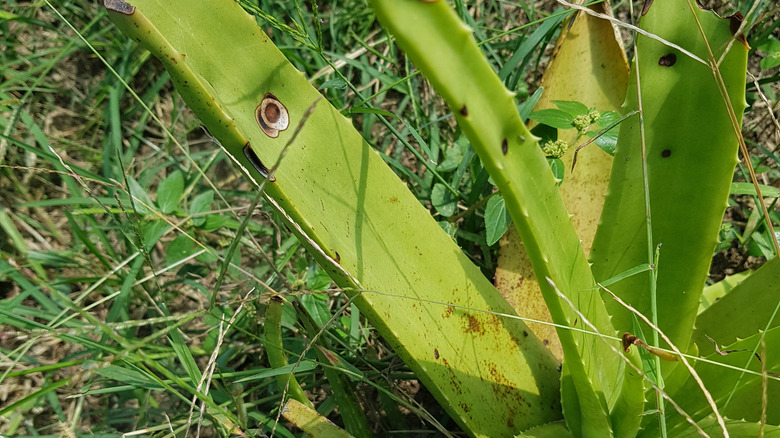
[
  {"x1": 243, "y1": 143, "x2": 276, "y2": 182},
  {"x1": 658, "y1": 53, "x2": 676, "y2": 66}
]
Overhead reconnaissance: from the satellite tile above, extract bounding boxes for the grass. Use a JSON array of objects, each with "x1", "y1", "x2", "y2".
[{"x1": 1, "y1": 0, "x2": 779, "y2": 436}]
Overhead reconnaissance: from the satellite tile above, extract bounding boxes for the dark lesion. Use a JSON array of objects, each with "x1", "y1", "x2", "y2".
[
  {"x1": 658, "y1": 53, "x2": 677, "y2": 67},
  {"x1": 103, "y1": 0, "x2": 136, "y2": 15},
  {"x1": 243, "y1": 143, "x2": 276, "y2": 182},
  {"x1": 256, "y1": 93, "x2": 289, "y2": 138}
]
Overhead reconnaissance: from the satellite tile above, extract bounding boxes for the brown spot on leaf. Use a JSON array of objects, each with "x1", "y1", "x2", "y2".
[
  {"x1": 463, "y1": 314, "x2": 485, "y2": 336},
  {"x1": 622, "y1": 332, "x2": 637, "y2": 352},
  {"x1": 460, "y1": 105, "x2": 468, "y2": 116},
  {"x1": 256, "y1": 93, "x2": 289, "y2": 138},
  {"x1": 729, "y1": 12, "x2": 750, "y2": 49},
  {"x1": 641, "y1": 0, "x2": 653, "y2": 15},
  {"x1": 658, "y1": 53, "x2": 677, "y2": 67},
  {"x1": 661, "y1": 149, "x2": 671, "y2": 158},
  {"x1": 501, "y1": 138, "x2": 508, "y2": 155},
  {"x1": 334, "y1": 251, "x2": 341, "y2": 264},
  {"x1": 103, "y1": 0, "x2": 135, "y2": 14},
  {"x1": 434, "y1": 348, "x2": 439, "y2": 359}
]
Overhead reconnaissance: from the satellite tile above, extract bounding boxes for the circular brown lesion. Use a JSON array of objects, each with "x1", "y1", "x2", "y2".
[
  {"x1": 256, "y1": 93, "x2": 289, "y2": 138},
  {"x1": 264, "y1": 102, "x2": 281, "y2": 124}
]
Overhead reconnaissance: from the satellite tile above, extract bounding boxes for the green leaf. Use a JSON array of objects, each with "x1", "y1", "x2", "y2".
[
  {"x1": 436, "y1": 145, "x2": 462, "y2": 172},
  {"x1": 547, "y1": 157, "x2": 564, "y2": 185},
  {"x1": 552, "y1": 100, "x2": 590, "y2": 117},
  {"x1": 531, "y1": 123, "x2": 558, "y2": 144},
  {"x1": 730, "y1": 181, "x2": 780, "y2": 198},
  {"x1": 519, "y1": 86, "x2": 544, "y2": 120},
  {"x1": 166, "y1": 234, "x2": 197, "y2": 266},
  {"x1": 596, "y1": 110, "x2": 620, "y2": 127},
  {"x1": 431, "y1": 183, "x2": 456, "y2": 217},
  {"x1": 126, "y1": 176, "x2": 153, "y2": 215},
  {"x1": 97, "y1": 365, "x2": 164, "y2": 390},
  {"x1": 485, "y1": 194, "x2": 511, "y2": 246},
  {"x1": 306, "y1": 264, "x2": 333, "y2": 291},
  {"x1": 528, "y1": 108, "x2": 575, "y2": 130},
  {"x1": 757, "y1": 36, "x2": 780, "y2": 70},
  {"x1": 190, "y1": 190, "x2": 214, "y2": 227},
  {"x1": 588, "y1": 128, "x2": 619, "y2": 156},
  {"x1": 202, "y1": 214, "x2": 229, "y2": 232},
  {"x1": 234, "y1": 362, "x2": 319, "y2": 383},
  {"x1": 157, "y1": 170, "x2": 184, "y2": 214},
  {"x1": 318, "y1": 78, "x2": 347, "y2": 90}
]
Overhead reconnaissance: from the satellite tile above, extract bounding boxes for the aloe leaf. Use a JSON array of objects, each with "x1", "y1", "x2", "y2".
[
  {"x1": 692, "y1": 256, "x2": 780, "y2": 354},
  {"x1": 105, "y1": 1, "x2": 561, "y2": 435},
  {"x1": 589, "y1": 0, "x2": 749, "y2": 352},
  {"x1": 642, "y1": 326, "x2": 780, "y2": 435},
  {"x1": 496, "y1": 1, "x2": 629, "y2": 364},
  {"x1": 369, "y1": 1, "x2": 621, "y2": 435},
  {"x1": 281, "y1": 399, "x2": 355, "y2": 438},
  {"x1": 671, "y1": 418, "x2": 780, "y2": 438}
]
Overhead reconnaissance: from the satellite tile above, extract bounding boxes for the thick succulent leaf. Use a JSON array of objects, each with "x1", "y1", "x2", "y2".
[
  {"x1": 368, "y1": 1, "x2": 622, "y2": 436},
  {"x1": 106, "y1": 0, "x2": 562, "y2": 435},
  {"x1": 693, "y1": 256, "x2": 780, "y2": 352},
  {"x1": 495, "y1": 1, "x2": 629, "y2": 363},
  {"x1": 281, "y1": 399, "x2": 355, "y2": 438},
  {"x1": 516, "y1": 421, "x2": 575, "y2": 438},
  {"x1": 698, "y1": 269, "x2": 753, "y2": 313},
  {"x1": 641, "y1": 326, "x2": 780, "y2": 436},
  {"x1": 589, "y1": 0, "x2": 749, "y2": 351},
  {"x1": 670, "y1": 417, "x2": 780, "y2": 438}
]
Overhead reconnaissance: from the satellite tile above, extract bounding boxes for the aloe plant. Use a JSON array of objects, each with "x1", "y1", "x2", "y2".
[{"x1": 102, "y1": 0, "x2": 780, "y2": 436}]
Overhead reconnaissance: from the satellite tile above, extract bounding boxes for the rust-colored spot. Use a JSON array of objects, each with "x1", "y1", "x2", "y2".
[
  {"x1": 443, "y1": 306, "x2": 454, "y2": 318},
  {"x1": 501, "y1": 138, "x2": 508, "y2": 155},
  {"x1": 388, "y1": 196, "x2": 399, "y2": 204},
  {"x1": 103, "y1": 0, "x2": 135, "y2": 14},
  {"x1": 334, "y1": 251, "x2": 341, "y2": 264},
  {"x1": 460, "y1": 105, "x2": 468, "y2": 116},
  {"x1": 243, "y1": 142, "x2": 276, "y2": 182},
  {"x1": 641, "y1": 0, "x2": 653, "y2": 15},
  {"x1": 729, "y1": 12, "x2": 749, "y2": 49},
  {"x1": 434, "y1": 348, "x2": 439, "y2": 359},
  {"x1": 256, "y1": 93, "x2": 289, "y2": 138},
  {"x1": 463, "y1": 314, "x2": 485, "y2": 336},
  {"x1": 658, "y1": 53, "x2": 677, "y2": 67},
  {"x1": 661, "y1": 149, "x2": 671, "y2": 158},
  {"x1": 622, "y1": 332, "x2": 637, "y2": 352}
]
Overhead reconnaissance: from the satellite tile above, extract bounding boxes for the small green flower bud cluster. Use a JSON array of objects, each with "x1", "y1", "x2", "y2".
[
  {"x1": 573, "y1": 110, "x2": 601, "y2": 133},
  {"x1": 573, "y1": 114, "x2": 592, "y2": 132},
  {"x1": 542, "y1": 139, "x2": 569, "y2": 158}
]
